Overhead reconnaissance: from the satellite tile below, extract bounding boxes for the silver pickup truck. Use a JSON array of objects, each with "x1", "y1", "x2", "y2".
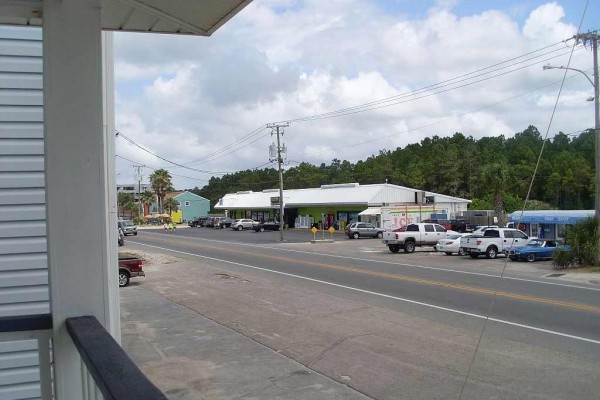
[{"x1": 382, "y1": 223, "x2": 450, "y2": 253}]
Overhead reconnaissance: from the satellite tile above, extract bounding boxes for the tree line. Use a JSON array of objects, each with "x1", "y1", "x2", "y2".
[{"x1": 186, "y1": 125, "x2": 594, "y2": 216}]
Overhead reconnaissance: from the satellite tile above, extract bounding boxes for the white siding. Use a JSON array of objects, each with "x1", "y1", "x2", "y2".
[
  {"x1": 0, "y1": 340, "x2": 41, "y2": 400},
  {"x1": 0, "y1": 26, "x2": 46, "y2": 400}
]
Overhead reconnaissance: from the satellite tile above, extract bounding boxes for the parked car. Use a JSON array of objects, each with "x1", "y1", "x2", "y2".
[
  {"x1": 188, "y1": 217, "x2": 207, "y2": 227},
  {"x1": 460, "y1": 228, "x2": 531, "y2": 259},
  {"x1": 422, "y1": 219, "x2": 452, "y2": 230},
  {"x1": 346, "y1": 222, "x2": 384, "y2": 239},
  {"x1": 382, "y1": 223, "x2": 449, "y2": 253},
  {"x1": 435, "y1": 233, "x2": 467, "y2": 255},
  {"x1": 214, "y1": 217, "x2": 233, "y2": 229},
  {"x1": 118, "y1": 227, "x2": 124, "y2": 247},
  {"x1": 118, "y1": 253, "x2": 145, "y2": 287},
  {"x1": 204, "y1": 217, "x2": 216, "y2": 228},
  {"x1": 118, "y1": 219, "x2": 137, "y2": 236},
  {"x1": 471, "y1": 225, "x2": 499, "y2": 235},
  {"x1": 449, "y1": 219, "x2": 474, "y2": 233},
  {"x1": 505, "y1": 239, "x2": 569, "y2": 262},
  {"x1": 253, "y1": 221, "x2": 281, "y2": 232},
  {"x1": 231, "y1": 219, "x2": 257, "y2": 231}
]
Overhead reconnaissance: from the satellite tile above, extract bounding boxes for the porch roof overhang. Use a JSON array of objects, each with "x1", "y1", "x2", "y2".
[{"x1": 0, "y1": 0, "x2": 252, "y2": 36}]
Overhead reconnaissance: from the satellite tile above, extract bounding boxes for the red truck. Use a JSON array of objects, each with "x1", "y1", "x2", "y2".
[{"x1": 118, "y1": 253, "x2": 145, "y2": 287}]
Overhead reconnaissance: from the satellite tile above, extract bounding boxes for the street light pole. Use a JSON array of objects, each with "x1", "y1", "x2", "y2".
[{"x1": 544, "y1": 32, "x2": 599, "y2": 264}]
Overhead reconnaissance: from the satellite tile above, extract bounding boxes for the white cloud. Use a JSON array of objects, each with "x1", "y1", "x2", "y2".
[{"x1": 114, "y1": 0, "x2": 593, "y2": 189}]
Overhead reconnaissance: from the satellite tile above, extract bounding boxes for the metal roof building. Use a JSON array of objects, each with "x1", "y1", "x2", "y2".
[
  {"x1": 217, "y1": 183, "x2": 470, "y2": 210},
  {"x1": 216, "y1": 183, "x2": 471, "y2": 228}
]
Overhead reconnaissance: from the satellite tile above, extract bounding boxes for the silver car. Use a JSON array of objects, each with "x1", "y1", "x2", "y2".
[
  {"x1": 118, "y1": 219, "x2": 137, "y2": 236},
  {"x1": 345, "y1": 222, "x2": 384, "y2": 239},
  {"x1": 231, "y1": 219, "x2": 257, "y2": 231}
]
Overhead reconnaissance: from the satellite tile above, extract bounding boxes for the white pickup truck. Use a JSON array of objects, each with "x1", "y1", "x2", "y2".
[
  {"x1": 460, "y1": 228, "x2": 531, "y2": 259},
  {"x1": 382, "y1": 223, "x2": 450, "y2": 253}
]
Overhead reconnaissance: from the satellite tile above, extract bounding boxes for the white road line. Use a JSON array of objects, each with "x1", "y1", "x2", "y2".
[
  {"x1": 139, "y1": 231, "x2": 600, "y2": 292},
  {"x1": 130, "y1": 241, "x2": 600, "y2": 345}
]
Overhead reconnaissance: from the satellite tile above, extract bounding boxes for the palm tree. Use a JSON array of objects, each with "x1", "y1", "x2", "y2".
[
  {"x1": 163, "y1": 197, "x2": 179, "y2": 214},
  {"x1": 149, "y1": 169, "x2": 173, "y2": 213},
  {"x1": 117, "y1": 192, "x2": 135, "y2": 219},
  {"x1": 481, "y1": 162, "x2": 511, "y2": 227},
  {"x1": 140, "y1": 190, "x2": 155, "y2": 215}
]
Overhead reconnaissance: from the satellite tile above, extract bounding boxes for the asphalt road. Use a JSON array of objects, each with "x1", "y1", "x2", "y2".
[
  {"x1": 124, "y1": 227, "x2": 600, "y2": 399},
  {"x1": 128, "y1": 227, "x2": 600, "y2": 351}
]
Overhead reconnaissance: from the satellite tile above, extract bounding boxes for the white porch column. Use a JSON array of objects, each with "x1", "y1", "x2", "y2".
[{"x1": 44, "y1": 0, "x2": 118, "y2": 397}]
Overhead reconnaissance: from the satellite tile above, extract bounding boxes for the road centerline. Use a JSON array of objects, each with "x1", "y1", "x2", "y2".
[
  {"x1": 130, "y1": 236, "x2": 600, "y2": 312},
  {"x1": 129, "y1": 241, "x2": 600, "y2": 345},
  {"x1": 140, "y1": 230, "x2": 600, "y2": 292}
]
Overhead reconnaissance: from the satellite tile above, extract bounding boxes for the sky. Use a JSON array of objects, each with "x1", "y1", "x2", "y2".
[{"x1": 114, "y1": 0, "x2": 599, "y2": 190}]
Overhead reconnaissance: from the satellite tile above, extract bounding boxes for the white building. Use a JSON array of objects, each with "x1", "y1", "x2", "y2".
[
  {"x1": 117, "y1": 182, "x2": 152, "y2": 201},
  {"x1": 215, "y1": 183, "x2": 471, "y2": 228}
]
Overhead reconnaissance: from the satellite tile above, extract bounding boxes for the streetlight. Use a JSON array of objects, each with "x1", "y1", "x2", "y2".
[
  {"x1": 543, "y1": 35, "x2": 599, "y2": 264},
  {"x1": 543, "y1": 64, "x2": 595, "y2": 88}
]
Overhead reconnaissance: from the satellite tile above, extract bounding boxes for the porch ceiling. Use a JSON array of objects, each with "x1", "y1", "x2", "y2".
[{"x1": 0, "y1": 0, "x2": 252, "y2": 36}]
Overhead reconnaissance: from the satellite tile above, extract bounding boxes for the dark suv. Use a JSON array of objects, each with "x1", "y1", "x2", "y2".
[
  {"x1": 214, "y1": 217, "x2": 233, "y2": 228},
  {"x1": 188, "y1": 217, "x2": 207, "y2": 227},
  {"x1": 345, "y1": 222, "x2": 384, "y2": 239}
]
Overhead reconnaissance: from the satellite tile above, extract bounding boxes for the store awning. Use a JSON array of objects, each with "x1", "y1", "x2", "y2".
[
  {"x1": 509, "y1": 210, "x2": 594, "y2": 224},
  {"x1": 359, "y1": 207, "x2": 381, "y2": 216}
]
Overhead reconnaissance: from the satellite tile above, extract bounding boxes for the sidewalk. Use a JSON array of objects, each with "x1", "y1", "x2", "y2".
[{"x1": 120, "y1": 284, "x2": 370, "y2": 400}]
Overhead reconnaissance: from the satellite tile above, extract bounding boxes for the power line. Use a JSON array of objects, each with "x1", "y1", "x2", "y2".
[
  {"x1": 291, "y1": 72, "x2": 593, "y2": 158},
  {"x1": 116, "y1": 130, "x2": 232, "y2": 175},
  {"x1": 270, "y1": 40, "x2": 581, "y2": 124},
  {"x1": 116, "y1": 154, "x2": 210, "y2": 183},
  {"x1": 185, "y1": 125, "x2": 268, "y2": 166},
  {"x1": 186, "y1": 130, "x2": 272, "y2": 167},
  {"x1": 290, "y1": 48, "x2": 582, "y2": 123}
]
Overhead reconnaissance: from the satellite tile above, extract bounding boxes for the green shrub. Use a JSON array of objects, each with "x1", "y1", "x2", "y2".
[
  {"x1": 552, "y1": 217, "x2": 597, "y2": 269},
  {"x1": 133, "y1": 217, "x2": 145, "y2": 225},
  {"x1": 551, "y1": 248, "x2": 573, "y2": 270}
]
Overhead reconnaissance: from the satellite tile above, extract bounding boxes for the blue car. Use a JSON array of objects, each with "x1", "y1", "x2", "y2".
[{"x1": 505, "y1": 239, "x2": 569, "y2": 262}]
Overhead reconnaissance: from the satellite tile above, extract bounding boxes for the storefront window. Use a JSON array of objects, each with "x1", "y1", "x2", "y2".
[
  {"x1": 557, "y1": 224, "x2": 566, "y2": 240},
  {"x1": 349, "y1": 212, "x2": 358, "y2": 223}
]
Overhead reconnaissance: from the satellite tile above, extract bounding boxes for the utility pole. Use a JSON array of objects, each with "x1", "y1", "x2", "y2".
[
  {"x1": 133, "y1": 165, "x2": 143, "y2": 220},
  {"x1": 590, "y1": 33, "x2": 600, "y2": 266},
  {"x1": 544, "y1": 31, "x2": 599, "y2": 265},
  {"x1": 576, "y1": 32, "x2": 600, "y2": 266},
  {"x1": 267, "y1": 122, "x2": 289, "y2": 241}
]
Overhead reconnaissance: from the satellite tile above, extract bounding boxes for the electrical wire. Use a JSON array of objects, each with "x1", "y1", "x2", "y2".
[
  {"x1": 291, "y1": 73, "x2": 590, "y2": 159},
  {"x1": 186, "y1": 130, "x2": 272, "y2": 167},
  {"x1": 184, "y1": 124, "x2": 268, "y2": 166},
  {"x1": 291, "y1": 48, "x2": 582, "y2": 123},
  {"x1": 272, "y1": 40, "x2": 581, "y2": 124},
  {"x1": 457, "y1": 2, "x2": 591, "y2": 399},
  {"x1": 116, "y1": 130, "x2": 232, "y2": 175}
]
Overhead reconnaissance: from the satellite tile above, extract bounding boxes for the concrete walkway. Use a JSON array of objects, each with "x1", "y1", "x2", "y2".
[{"x1": 120, "y1": 286, "x2": 370, "y2": 400}]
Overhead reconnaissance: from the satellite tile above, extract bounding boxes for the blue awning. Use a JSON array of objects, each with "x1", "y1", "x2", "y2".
[{"x1": 509, "y1": 210, "x2": 594, "y2": 224}]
